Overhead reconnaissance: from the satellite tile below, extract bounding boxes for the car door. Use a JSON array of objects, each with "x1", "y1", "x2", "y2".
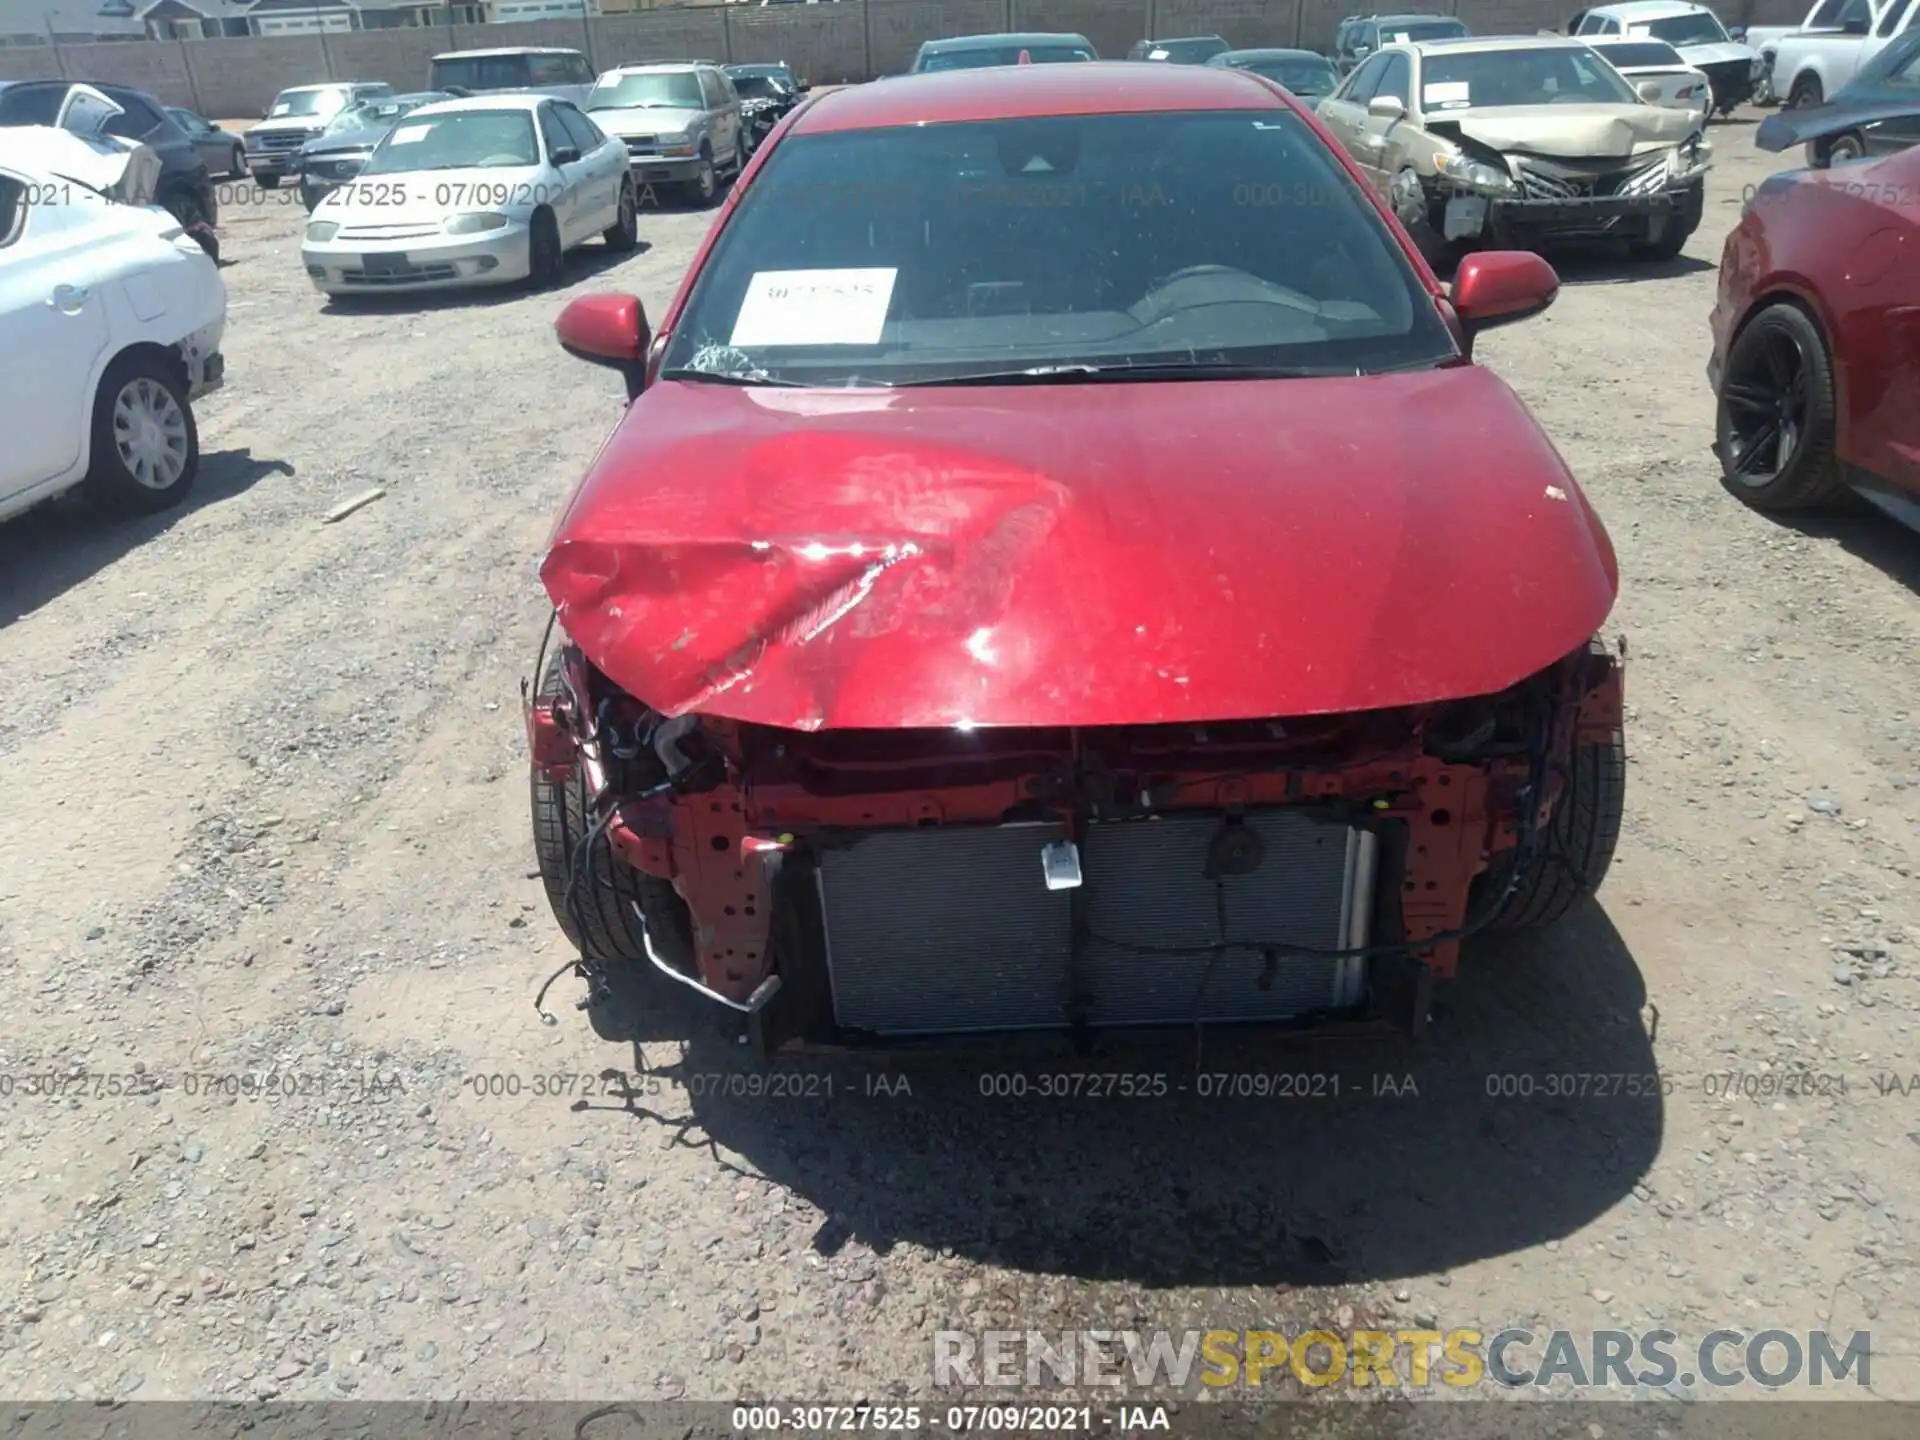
[
  {"x1": 0, "y1": 172, "x2": 113, "y2": 503},
  {"x1": 1319, "y1": 51, "x2": 1391, "y2": 157},
  {"x1": 1351, "y1": 50, "x2": 1416, "y2": 193},
  {"x1": 701, "y1": 68, "x2": 740, "y2": 164},
  {"x1": 536, "y1": 102, "x2": 589, "y2": 244},
  {"x1": 555, "y1": 102, "x2": 620, "y2": 226}
]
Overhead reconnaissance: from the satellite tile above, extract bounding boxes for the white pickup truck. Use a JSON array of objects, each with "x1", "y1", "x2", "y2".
[
  {"x1": 1771, "y1": 0, "x2": 1919, "y2": 105},
  {"x1": 1740, "y1": 0, "x2": 1880, "y2": 102}
]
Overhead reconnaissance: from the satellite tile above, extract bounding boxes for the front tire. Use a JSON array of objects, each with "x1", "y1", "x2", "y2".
[
  {"x1": 255, "y1": 172, "x2": 282, "y2": 190},
  {"x1": 525, "y1": 206, "x2": 563, "y2": 289},
  {"x1": 1715, "y1": 302, "x2": 1843, "y2": 511},
  {"x1": 1818, "y1": 131, "x2": 1867, "y2": 166},
  {"x1": 1787, "y1": 74, "x2": 1823, "y2": 109},
  {"x1": 1628, "y1": 179, "x2": 1702, "y2": 261},
  {"x1": 602, "y1": 178, "x2": 638, "y2": 251},
  {"x1": 82, "y1": 353, "x2": 199, "y2": 514},
  {"x1": 682, "y1": 146, "x2": 717, "y2": 207},
  {"x1": 1482, "y1": 722, "x2": 1625, "y2": 930},
  {"x1": 529, "y1": 652, "x2": 693, "y2": 970},
  {"x1": 1390, "y1": 166, "x2": 1460, "y2": 272}
]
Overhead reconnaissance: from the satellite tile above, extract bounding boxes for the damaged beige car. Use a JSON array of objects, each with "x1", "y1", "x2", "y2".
[{"x1": 1317, "y1": 34, "x2": 1712, "y2": 262}]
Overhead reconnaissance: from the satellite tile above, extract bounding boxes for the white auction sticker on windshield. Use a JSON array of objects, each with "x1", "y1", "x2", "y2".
[
  {"x1": 1423, "y1": 81, "x2": 1471, "y2": 106},
  {"x1": 730, "y1": 268, "x2": 897, "y2": 347},
  {"x1": 1390, "y1": 31, "x2": 1410, "y2": 42},
  {"x1": 1149, "y1": 48, "x2": 1170, "y2": 59},
  {"x1": 388, "y1": 123, "x2": 431, "y2": 145}
]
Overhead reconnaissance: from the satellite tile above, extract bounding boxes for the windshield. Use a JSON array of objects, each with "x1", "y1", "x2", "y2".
[
  {"x1": 730, "y1": 75, "x2": 787, "y2": 99},
  {"x1": 587, "y1": 72, "x2": 705, "y2": 110},
  {"x1": 1421, "y1": 47, "x2": 1642, "y2": 108},
  {"x1": 920, "y1": 45, "x2": 1096, "y2": 71},
  {"x1": 1589, "y1": 41, "x2": 1687, "y2": 68},
  {"x1": 271, "y1": 88, "x2": 349, "y2": 119},
  {"x1": 322, "y1": 100, "x2": 405, "y2": 137},
  {"x1": 1634, "y1": 14, "x2": 1731, "y2": 45},
  {"x1": 1239, "y1": 58, "x2": 1339, "y2": 93},
  {"x1": 658, "y1": 111, "x2": 1453, "y2": 387},
  {"x1": 1149, "y1": 39, "x2": 1230, "y2": 62},
  {"x1": 361, "y1": 110, "x2": 539, "y2": 174}
]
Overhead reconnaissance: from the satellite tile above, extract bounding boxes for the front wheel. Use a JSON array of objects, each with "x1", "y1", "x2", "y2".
[
  {"x1": 1627, "y1": 180, "x2": 1702, "y2": 261},
  {"x1": 1819, "y1": 131, "x2": 1867, "y2": 166},
  {"x1": 227, "y1": 144, "x2": 246, "y2": 179},
  {"x1": 82, "y1": 354, "x2": 199, "y2": 514},
  {"x1": 1715, "y1": 302, "x2": 1843, "y2": 511},
  {"x1": 1786, "y1": 74, "x2": 1823, "y2": 109},
  {"x1": 602, "y1": 178, "x2": 638, "y2": 251},
  {"x1": 1481, "y1": 725, "x2": 1626, "y2": 930},
  {"x1": 682, "y1": 148, "x2": 717, "y2": 207},
  {"x1": 524, "y1": 207, "x2": 563, "y2": 289},
  {"x1": 255, "y1": 172, "x2": 282, "y2": 190},
  {"x1": 1389, "y1": 167, "x2": 1460, "y2": 272}
]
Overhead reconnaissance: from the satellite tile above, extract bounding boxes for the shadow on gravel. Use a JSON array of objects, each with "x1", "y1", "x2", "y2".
[
  {"x1": 0, "y1": 448, "x2": 294, "y2": 631},
  {"x1": 1776, "y1": 505, "x2": 1920, "y2": 594},
  {"x1": 577, "y1": 900, "x2": 1657, "y2": 1288},
  {"x1": 317, "y1": 242, "x2": 652, "y2": 316}
]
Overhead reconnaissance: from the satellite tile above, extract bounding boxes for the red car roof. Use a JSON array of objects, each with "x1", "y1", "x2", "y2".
[{"x1": 790, "y1": 61, "x2": 1291, "y2": 135}]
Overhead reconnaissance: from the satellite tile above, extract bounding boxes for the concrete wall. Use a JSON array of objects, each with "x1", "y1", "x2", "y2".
[{"x1": 2, "y1": 0, "x2": 1814, "y2": 119}]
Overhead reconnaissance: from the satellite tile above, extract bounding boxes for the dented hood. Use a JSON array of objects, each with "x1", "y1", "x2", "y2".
[
  {"x1": 1444, "y1": 103, "x2": 1696, "y2": 157},
  {"x1": 541, "y1": 367, "x2": 1618, "y2": 731}
]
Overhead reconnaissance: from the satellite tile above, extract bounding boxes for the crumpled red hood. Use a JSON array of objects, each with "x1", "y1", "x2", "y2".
[{"x1": 541, "y1": 366, "x2": 1616, "y2": 730}]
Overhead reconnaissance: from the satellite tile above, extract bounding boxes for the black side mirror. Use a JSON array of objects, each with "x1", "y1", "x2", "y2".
[{"x1": 552, "y1": 145, "x2": 580, "y2": 165}]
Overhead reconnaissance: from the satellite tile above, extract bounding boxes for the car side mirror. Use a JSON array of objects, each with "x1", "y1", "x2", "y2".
[
  {"x1": 1368, "y1": 94, "x2": 1406, "y2": 119},
  {"x1": 1449, "y1": 252, "x2": 1559, "y2": 350},
  {"x1": 552, "y1": 145, "x2": 580, "y2": 165},
  {"x1": 557, "y1": 292, "x2": 653, "y2": 400},
  {"x1": 1727, "y1": 26, "x2": 1746, "y2": 41},
  {"x1": 1635, "y1": 78, "x2": 1665, "y2": 103}
]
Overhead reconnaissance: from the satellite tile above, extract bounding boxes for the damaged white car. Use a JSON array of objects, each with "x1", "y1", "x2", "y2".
[
  {"x1": 1317, "y1": 34, "x2": 1712, "y2": 263},
  {"x1": 0, "y1": 117, "x2": 227, "y2": 523}
]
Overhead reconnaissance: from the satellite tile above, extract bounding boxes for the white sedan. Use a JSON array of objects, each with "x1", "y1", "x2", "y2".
[
  {"x1": 1584, "y1": 37, "x2": 1715, "y2": 122},
  {"x1": 300, "y1": 93, "x2": 636, "y2": 297},
  {"x1": 0, "y1": 124, "x2": 226, "y2": 523}
]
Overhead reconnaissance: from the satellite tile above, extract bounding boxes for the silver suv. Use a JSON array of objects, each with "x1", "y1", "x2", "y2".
[
  {"x1": 584, "y1": 62, "x2": 745, "y2": 206},
  {"x1": 245, "y1": 81, "x2": 393, "y2": 188}
]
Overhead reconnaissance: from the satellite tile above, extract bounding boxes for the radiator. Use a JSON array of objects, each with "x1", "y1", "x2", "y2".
[{"x1": 816, "y1": 810, "x2": 1375, "y2": 1037}]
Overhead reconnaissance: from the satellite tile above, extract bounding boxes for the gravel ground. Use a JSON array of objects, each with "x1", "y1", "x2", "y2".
[{"x1": 1, "y1": 112, "x2": 1918, "y2": 1415}]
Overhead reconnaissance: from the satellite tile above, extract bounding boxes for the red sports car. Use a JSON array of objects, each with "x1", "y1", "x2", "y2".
[
  {"x1": 1710, "y1": 141, "x2": 1920, "y2": 529},
  {"x1": 526, "y1": 62, "x2": 1626, "y2": 1054}
]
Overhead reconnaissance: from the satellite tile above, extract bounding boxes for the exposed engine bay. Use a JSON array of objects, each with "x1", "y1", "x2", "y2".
[{"x1": 526, "y1": 629, "x2": 1625, "y2": 1055}]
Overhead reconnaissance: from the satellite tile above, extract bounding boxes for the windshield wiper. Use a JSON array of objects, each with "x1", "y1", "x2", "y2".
[
  {"x1": 896, "y1": 361, "x2": 1360, "y2": 386},
  {"x1": 660, "y1": 369, "x2": 805, "y2": 387}
]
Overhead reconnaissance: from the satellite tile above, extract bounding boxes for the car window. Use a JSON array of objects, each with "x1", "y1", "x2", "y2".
[
  {"x1": 568, "y1": 55, "x2": 594, "y2": 85},
  {"x1": 1878, "y1": 0, "x2": 1915, "y2": 36},
  {"x1": 270, "y1": 87, "x2": 350, "y2": 119},
  {"x1": 432, "y1": 55, "x2": 529, "y2": 92},
  {"x1": 659, "y1": 109, "x2": 1454, "y2": 387},
  {"x1": 554, "y1": 102, "x2": 604, "y2": 152},
  {"x1": 1357, "y1": 23, "x2": 1378, "y2": 50},
  {"x1": 0, "y1": 84, "x2": 63, "y2": 125},
  {"x1": 166, "y1": 107, "x2": 204, "y2": 133},
  {"x1": 527, "y1": 54, "x2": 575, "y2": 87},
  {"x1": 537, "y1": 103, "x2": 573, "y2": 159},
  {"x1": 1373, "y1": 52, "x2": 1412, "y2": 104},
  {"x1": 1342, "y1": 52, "x2": 1391, "y2": 102},
  {"x1": 1592, "y1": 41, "x2": 1685, "y2": 67},
  {"x1": 1420, "y1": 45, "x2": 1640, "y2": 108},
  {"x1": 1239, "y1": 58, "x2": 1340, "y2": 95},
  {"x1": 1882, "y1": 31, "x2": 1920, "y2": 81},
  {"x1": 103, "y1": 92, "x2": 163, "y2": 139},
  {"x1": 697, "y1": 70, "x2": 722, "y2": 109},
  {"x1": 1635, "y1": 12, "x2": 1730, "y2": 44}
]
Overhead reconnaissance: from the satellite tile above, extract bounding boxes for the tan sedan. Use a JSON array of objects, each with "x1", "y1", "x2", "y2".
[{"x1": 1316, "y1": 34, "x2": 1712, "y2": 262}]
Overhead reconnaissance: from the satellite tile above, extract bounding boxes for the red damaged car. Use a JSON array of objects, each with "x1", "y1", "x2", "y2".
[
  {"x1": 1710, "y1": 140, "x2": 1920, "y2": 530},
  {"x1": 525, "y1": 63, "x2": 1626, "y2": 1054}
]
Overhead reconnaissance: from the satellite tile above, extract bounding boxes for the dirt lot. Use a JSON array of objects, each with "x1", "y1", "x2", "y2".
[{"x1": 2, "y1": 113, "x2": 1918, "y2": 1417}]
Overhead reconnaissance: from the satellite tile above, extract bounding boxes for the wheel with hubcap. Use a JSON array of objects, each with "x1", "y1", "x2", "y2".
[
  {"x1": 684, "y1": 147, "x2": 717, "y2": 207},
  {"x1": 83, "y1": 354, "x2": 199, "y2": 514},
  {"x1": 1715, "y1": 302, "x2": 1843, "y2": 512},
  {"x1": 525, "y1": 207, "x2": 564, "y2": 289},
  {"x1": 602, "y1": 179, "x2": 638, "y2": 251},
  {"x1": 1822, "y1": 131, "x2": 1867, "y2": 165},
  {"x1": 1390, "y1": 167, "x2": 1458, "y2": 271}
]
